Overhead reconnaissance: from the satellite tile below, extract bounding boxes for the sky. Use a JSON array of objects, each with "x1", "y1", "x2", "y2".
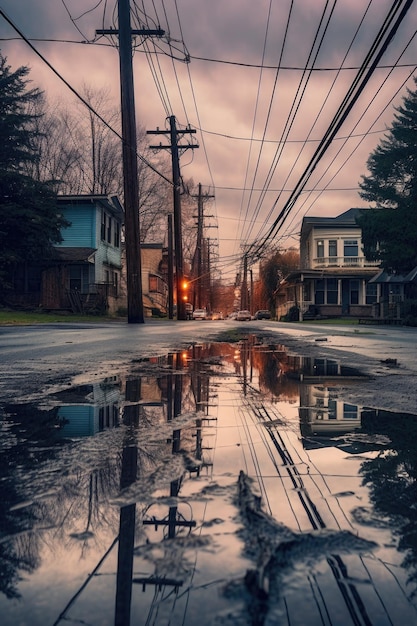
[{"x1": 1, "y1": 0, "x2": 417, "y2": 281}]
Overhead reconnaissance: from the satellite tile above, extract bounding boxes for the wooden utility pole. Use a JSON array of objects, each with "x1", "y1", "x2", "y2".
[
  {"x1": 192, "y1": 184, "x2": 214, "y2": 309},
  {"x1": 196, "y1": 185, "x2": 203, "y2": 308},
  {"x1": 167, "y1": 213, "x2": 174, "y2": 319},
  {"x1": 241, "y1": 253, "x2": 249, "y2": 310},
  {"x1": 97, "y1": 1, "x2": 164, "y2": 324},
  {"x1": 147, "y1": 118, "x2": 198, "y2": 319}
]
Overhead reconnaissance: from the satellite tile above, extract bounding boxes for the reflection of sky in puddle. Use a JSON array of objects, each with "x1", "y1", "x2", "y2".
[{"x1": 1, "y1": 339, "x2": 417, "y2": 625}]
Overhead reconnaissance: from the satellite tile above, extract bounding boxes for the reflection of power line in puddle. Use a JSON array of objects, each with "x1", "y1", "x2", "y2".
[
  {"x1": 135, "y1": 479, "x2": 197, "y2": 623},
  {"x1": 52, "y1": 536, "x2": 119, "y2": 626},
  {"x1": 241, "y1": 396, "x2": 394, "y2": 626}
]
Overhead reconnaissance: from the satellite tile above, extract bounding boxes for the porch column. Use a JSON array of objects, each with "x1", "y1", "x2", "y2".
[{"x1": 299, "y1": 274, "x2": 304, "y2": 321}]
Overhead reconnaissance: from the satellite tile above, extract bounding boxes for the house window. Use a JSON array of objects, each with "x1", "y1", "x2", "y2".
[
  {"x1": 366, "y1": 282, "x2": 377, "y2": 304},
  {"x1": 326, "y1": 278, "x2": 338, "y2": 304},
  {"x1": 350, "y1": 279, "x2": 359, "y2": 305},
  {"x1": 114, "y1": 222, "x2": 120, "y2": 248},
  {"x1": 314, "y1": 358, "x2": 326, "y2": 375},
  {"x1": 149, "y1": 274, "x2": 166, "y2": 294},
  {"x1": 107, "y1": 216, "x2": 112, "y2": 243},
  {"x1": 69, "y1": 265, "x2": 89, "y2": 293},
  {"x1": 328, "y1": 239, "x2": 337, "y2": 260},
  {"x1": 317, "y1": 240, "x2": 324, "y2": 258},
  {"x1": 149, "y1": 275, "x2": 158, "y2": 292},
  {"x1": 343, "y1": 403, "x2": 358, "y2": 420},
  {"x1": 101, "y1": 211, "x2": 114, "y2": 245},
  {"x1": 328, "y1": 399, "x2": 337, "y2": 420},
  {"x1": 344, "y1": 239, "x2": 358, "y2": 257},
  {"x1": 315, "y1": 278, "x2": 338, "y2": 304},
  {"x1": 303, "y1": 282, "x2": 311, "y2": 302},
  {"x1": 101, "y1": 210, "x2": 106, "y2": 241},
  {"x1": 315, "y1": 279, "x2": 325, "y2": 305}
]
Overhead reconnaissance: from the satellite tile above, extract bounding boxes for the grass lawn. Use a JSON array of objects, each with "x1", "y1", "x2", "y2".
[
  {"x1": 0, "y1": 310, "x2": 365, "y2": 327},
  {"x1": 300, "y1": 317, "x2": 360, "y2": 325},
  {"x1": 0, "y1": 310, "x2": 124, "y2": 325}
]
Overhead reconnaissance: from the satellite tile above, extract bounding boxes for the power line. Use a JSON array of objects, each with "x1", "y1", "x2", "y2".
[
  {"x1": 2, "y1": 32, "x2": 417, "y2": 73},
  {"x1": 240, "y1": 0, "x2": 345, "y2": 248},
  {"x1": 245, "y1": 0, "x2": 415, "y2": 263},
  {"x1": 0, "y1": 7, "x2": 173, "y2": 187}
]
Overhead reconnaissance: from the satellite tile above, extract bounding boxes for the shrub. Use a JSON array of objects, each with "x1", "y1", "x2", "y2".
[{"x1": 287, "y1": 306, "x2": 300, "y2": 322}]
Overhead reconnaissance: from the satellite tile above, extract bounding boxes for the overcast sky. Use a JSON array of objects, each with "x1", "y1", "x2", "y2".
[{"x1": 1, "y1": 0, "x2": 417, "y2": 280}]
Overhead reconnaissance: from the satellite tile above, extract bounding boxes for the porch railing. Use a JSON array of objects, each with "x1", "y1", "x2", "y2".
[{"x1": 312, "y1": 256, "x2": 379, "y2": 268}]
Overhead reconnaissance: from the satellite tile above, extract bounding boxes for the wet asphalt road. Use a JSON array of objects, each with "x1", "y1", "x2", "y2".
[
  {"x1": 1, "y1": 318, "x2": 417, "y2": 405},
  {"x1": 2, "y1": 319, "x2": 417, "y2": 625}
]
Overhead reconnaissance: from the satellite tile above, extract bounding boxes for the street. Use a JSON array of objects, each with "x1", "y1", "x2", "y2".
[{"x1": 1, "y1": 319, "x2": 417, "y2": 411}]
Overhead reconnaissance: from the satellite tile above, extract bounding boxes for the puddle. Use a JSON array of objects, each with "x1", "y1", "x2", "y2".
[{"x1": 1, "y1": 339, "x2": 417, "y2": 625}]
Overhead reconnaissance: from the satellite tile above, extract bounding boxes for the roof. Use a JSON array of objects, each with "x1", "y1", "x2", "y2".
[
  {"x1": 57, "y1": 194, "x2": 124, "y2": 220},
  {"x1": 369, "y1": 267, "x2": 417, "y2": 284},
  {"x1": 51, "y1": 247, "x2": 96, "y2": 263},
  {"x1": 301, "y1": 208, "x2": 367, "y2": 239}
]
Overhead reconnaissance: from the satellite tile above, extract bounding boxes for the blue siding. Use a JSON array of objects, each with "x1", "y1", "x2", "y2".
[
  {"x1": 57, "y1": 204, "x2": 96, "y2": 248},
  {"x1": 57, "y1": 405, "x2": 96, "y2": 437}
]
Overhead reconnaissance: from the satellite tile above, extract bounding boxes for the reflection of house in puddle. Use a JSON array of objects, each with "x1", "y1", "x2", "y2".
[
  {"x1": 292, "y1": 356, "x2": 365, "y2": 381},
  {"x1": 300, "y1": 385, "x2": 361, "y2": 439},
  {"x1": 55, "y1": 377, "x2": 121, "y2": 437},
  {"x1": 296, "y1": 358, "x2": 369, "y2": 452},
  {"x1": 227, "y1": 339, "x2": 365, "y2": 403}
]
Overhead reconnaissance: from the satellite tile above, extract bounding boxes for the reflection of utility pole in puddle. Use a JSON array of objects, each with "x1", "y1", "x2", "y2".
[
  {"x1": 114, "y1": 350, "x2": 219, "y2": 621},
  {"x1": 139, "y1": 352, "x2": 196, "y2": 591},
  {"x1": 115, "y1": 378, "x2": 139, "y2": 626},
  {"x1": 114, "y1": 354, "x2": 197, "y2": 618}
]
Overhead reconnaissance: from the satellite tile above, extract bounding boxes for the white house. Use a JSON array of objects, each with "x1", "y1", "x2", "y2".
[{"x1": 278, "y1": 208, "x2": 380, "y2": 320}]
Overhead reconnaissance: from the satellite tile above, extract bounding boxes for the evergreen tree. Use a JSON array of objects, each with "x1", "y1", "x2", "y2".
[
  {"x1": 357, "y1": 77, "x2": 417, "y2": 273},
  {"x1": 0, "y1": 53, "x2": 68, "y2": 293}
]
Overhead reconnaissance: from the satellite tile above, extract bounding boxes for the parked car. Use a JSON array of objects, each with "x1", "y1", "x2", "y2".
[
  {"x1": 227, "y1": 312, "x2": 238, "y2": 319},
  {"x1": 254, "y1": 309, "x2": 271, "y2": 320},
  {"x1": 185, "y1": 303, "x2": 193, "y2": 320},
  {"x1": 236, "y1": 309, "x2": 252, "y2": 321},
  {"x1": 192, "y1": 308, "x2": 208, "y2": 320},
  {"x1": 211, "y1": 311, "x2": 224, "y2": 320}
]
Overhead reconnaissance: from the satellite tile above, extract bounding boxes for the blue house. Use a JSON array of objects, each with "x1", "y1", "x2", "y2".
[{"x1": 41, "y1": 194, "x2": 124, "y2": 314}]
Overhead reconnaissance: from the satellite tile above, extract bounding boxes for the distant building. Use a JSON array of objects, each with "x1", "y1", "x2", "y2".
[{"x1": 119, "y1": 242, "x2": 168, "y2": 317}]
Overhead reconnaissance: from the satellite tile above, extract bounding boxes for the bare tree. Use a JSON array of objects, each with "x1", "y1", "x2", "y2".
[
  {"x1": 180, "y1": 179, "x2": 199, "y2": 270},
  {"x1": 78, "y1": 85, "x2": 123, "y2": 196},
  {"x1": 24, "y1": 95, "x2": 84, "y2": 193},
  {"x1": 137, "y1": 137, "x2": 171, "y2": 243}
]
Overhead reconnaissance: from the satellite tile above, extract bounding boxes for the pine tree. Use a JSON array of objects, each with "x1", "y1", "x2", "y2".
[
  {"x1": 357, "y1": 77, "x2": 417, "y2": 273},
  {"x1": 0, "y1": 53, "x2": 68, "y2": 293}
]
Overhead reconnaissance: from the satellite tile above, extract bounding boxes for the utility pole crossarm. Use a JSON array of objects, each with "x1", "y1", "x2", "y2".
[
  {"x1": 147, "y1": 117, "x2": 199, "y2": 320},
  {"x1": 96, "y1": 28, "x2": 165, "y2": 36},
  {"x1": 147, "y1": 127, "x2": 199, "y2": 151}
]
